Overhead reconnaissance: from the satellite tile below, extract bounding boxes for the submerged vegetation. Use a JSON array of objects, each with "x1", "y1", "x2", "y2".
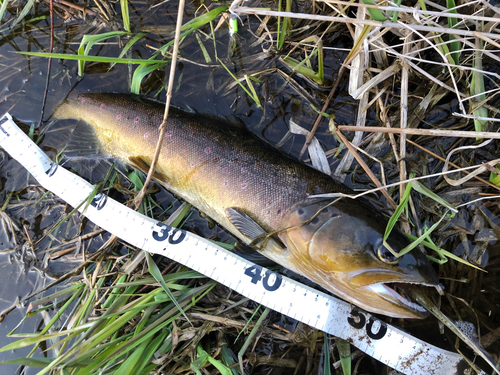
[{"x1": 0, "y1": 0, "x2": 499, "y2": 373}]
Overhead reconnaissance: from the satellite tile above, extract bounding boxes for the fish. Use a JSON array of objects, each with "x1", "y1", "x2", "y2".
[{"x1": 53, "y1": 93, "x2": 438, "y2": 319}]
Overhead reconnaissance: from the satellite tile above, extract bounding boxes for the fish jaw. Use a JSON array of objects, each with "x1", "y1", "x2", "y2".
[{"x1": 271, "y1": 198, "x2": 438, "y2": 319}]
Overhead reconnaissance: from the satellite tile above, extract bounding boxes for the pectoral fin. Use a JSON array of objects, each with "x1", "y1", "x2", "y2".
[
  {"x1": 225, "y1": 207, "x2": 267, "y2": 241},
  {"x1": 225, "y1": 207, "x2": 285, "y2": 252}
]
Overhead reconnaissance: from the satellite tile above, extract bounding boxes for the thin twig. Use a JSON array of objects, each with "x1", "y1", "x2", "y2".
[
  {"x1": 337, "y1": 125, "x2": 500, "y2": 139},
  {"x1": 134, "y1": 0, "x2": 185, "y2": 208},
  {"x1": 39, "y1": 0, "x2": 54, "y2": 124},
  {"x1": 233, "y1": 7, "x2": 500, "y2": 40},
  {"x1": 298, "y1": 65, "x2": 347, "y2": 158},
  {"x1": 52, "y1": 0, "x2": 96, "y2": 15},
  {"x1": 333, "y1": 128, "x2": 398, "y2": 209},
  {"x1": 311, "y1": 162, "x2": 496, "y2": 201},
  {"x1": 399, "y1": 35, "x2": 410, "y2": 213},
  {"x1": 406, "y1": 139, "x2": 500, "y2": 192},
  {"x1": 319, "y1": 0, "x2": 500, "y2": 22}
]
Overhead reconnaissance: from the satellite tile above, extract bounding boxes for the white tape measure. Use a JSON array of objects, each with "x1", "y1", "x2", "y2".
[{"x1": 0, "y1": 113, "x2": 484, "y2": 375}]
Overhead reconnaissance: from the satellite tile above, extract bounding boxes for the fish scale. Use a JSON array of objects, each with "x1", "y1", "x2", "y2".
[{"x1": 54, "y1": 93, "x2": 439, "y2": 319}]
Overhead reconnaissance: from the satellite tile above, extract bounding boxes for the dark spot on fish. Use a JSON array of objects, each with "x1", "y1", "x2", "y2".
[
  {"x1": 277, "y1": 209, "x2": 281, "y2": 215},
  {"x1": 298, "y1": 208, "x2": 305, "y2": 215},
  {"x1": 331, "y1": 213, "x2": 338, "y2": 218},
  {"x1": 311, "y1": 217, "x2": 319, "y2": 224}
]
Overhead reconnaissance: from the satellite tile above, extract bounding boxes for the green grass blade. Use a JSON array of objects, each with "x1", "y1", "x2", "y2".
[
  {"x1": 323, "y1": 334, "x2": 332, "y2": 375},
  {"x1": 197, "y1": 344, "x2": 232, "y2": 375},
  {"x1": 406, "y1": 233, "x2": 484, "y2": 270},
  {"x1": 121, "y1": 0, "x2": 130, "y2": 32},
  {"x1": 277, "y1": 0, "x2": 292, "y2": 50},
  {"x1": 112, "y1": 33, "x2": 146, "y2": 69},
  {"x1": 446, "y1": 0, "x2": 460, "y2": 64},
  {"x1": 195, "y1": 33, "x2": 212, "y2": 63},
  {"x1": 335, "y1": 337, "x2": 351, "y2": 375},
  {"x1": 490, "y1": 167, "x2": 500, "y2": 185},
  {"x1": 78, "y1": 31, "x2": 130, "y2": 75},
  {"x1": 67, "y1": 332, "x2": 135, "y2": 371},
  {"x1": 317, "y1": 40, "x2": 324, "y2": 84},
  {"x1": 281, "y1": 55, "x2": 323, "y2": 84},
  {"x1": 115, "y1": 338, "x2": 150, "y2": 375},
  {"x1": 384, "y1": 182, "x2": 412, "y2": 241},
  {"x1": 101, "y1": 275, "x2": 128, "y2": 309},
  {"x1": 27, "y1": 284, "x2": 83, "y2": 313},
  {"x1": 361, "y1": 0, "x2": 387, "y2": 21},
  {"x1": 220, "y1": 339, "x2": 239, "y2": 375},
  {"x1": 0, "y1": 358, "x2": 58, "y2": 367},
  {"x1": 128, "y1": 6, "x2": 227, "y2": 92},
  {"x1": 390, "y1": 0, "x2": 402, "y2": 22},
  {"x1": 10, "y1": 0, "x2": 36, "y2": 30},
  {"x1": 218, "y1": 58, "x2": 261, "y2": 108},
  {"x1": 131, "y1": 61, "x2": 166, "y2": 95},
  {"x1": 410, "y1": 179, "x2": 457, "y2": 213},
  {"x1": 145, "y1": 252, "x2": 191, "y2": 324},
  {"x1": 471, "y1": 38, "x2": 488, "y2": 138},
  {"x1": 26, "y1": 283, "x2": 84, "y2": 356},
  {"x1": 95, "y1": 284, "x2": 213, "y2": 370},
  {"x1": 131, "y1": 331, "x2": 168, "y2": 374},
  {"x1": 244, "y1": 75, "x2": 262, "y2": 108},
  {"x1": 0, "y1": 325, "x2": 88, "y2": 352},
  {"x1": 396, "y1": 211, "x2": 448, "y2": 256},
  {"x1": 180, "y1": 5, "x2": 228, "y2": 31},
  {"x1": 0, "y1": 0, "x2": 9, "y2": 26},
  {"x1": 17, "y1": 51, "x2": 167, "y2": 67}
]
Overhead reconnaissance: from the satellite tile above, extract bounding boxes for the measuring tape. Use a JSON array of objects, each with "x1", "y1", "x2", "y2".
[{"x1": 0, "y1": 113, "x2": 484, "y2": 375}]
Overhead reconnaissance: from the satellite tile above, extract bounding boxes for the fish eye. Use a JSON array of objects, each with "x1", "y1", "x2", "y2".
[{"x1": 377, "y1": 245, "x2": 400, "y2": 265}]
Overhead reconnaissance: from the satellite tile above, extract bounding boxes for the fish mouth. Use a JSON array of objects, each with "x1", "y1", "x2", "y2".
[{"x1": 361, "y1": 282, "x2": 430, "y2": 318}]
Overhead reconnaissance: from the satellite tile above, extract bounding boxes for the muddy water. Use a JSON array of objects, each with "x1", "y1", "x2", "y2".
[{"x1": 0, "y1": 0, "x2": 499, "y2": 373}]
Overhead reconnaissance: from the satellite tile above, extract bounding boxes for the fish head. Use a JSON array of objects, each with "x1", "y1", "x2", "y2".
[{"x1": 277, "y1": 198, "x2": 438, "y2": 319}]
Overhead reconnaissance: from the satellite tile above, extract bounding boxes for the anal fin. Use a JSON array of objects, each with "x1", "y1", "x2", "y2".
[{"x1": 128, "y1": 156, "x2": 170, "y2": 184}]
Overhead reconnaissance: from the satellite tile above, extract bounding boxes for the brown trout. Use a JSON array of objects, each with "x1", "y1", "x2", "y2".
[{"x1": 54, "y1": 93, "x2": 438, "y2": 318}]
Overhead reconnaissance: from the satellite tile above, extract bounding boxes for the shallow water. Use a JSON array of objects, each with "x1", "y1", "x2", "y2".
[{"x1": 0, "y1": 0, "x2": 499, "y2": 373}]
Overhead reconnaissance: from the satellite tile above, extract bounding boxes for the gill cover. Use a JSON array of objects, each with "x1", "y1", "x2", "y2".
[{"x1": 278, "y1": 198, "x2": 438, "y2": 319}]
